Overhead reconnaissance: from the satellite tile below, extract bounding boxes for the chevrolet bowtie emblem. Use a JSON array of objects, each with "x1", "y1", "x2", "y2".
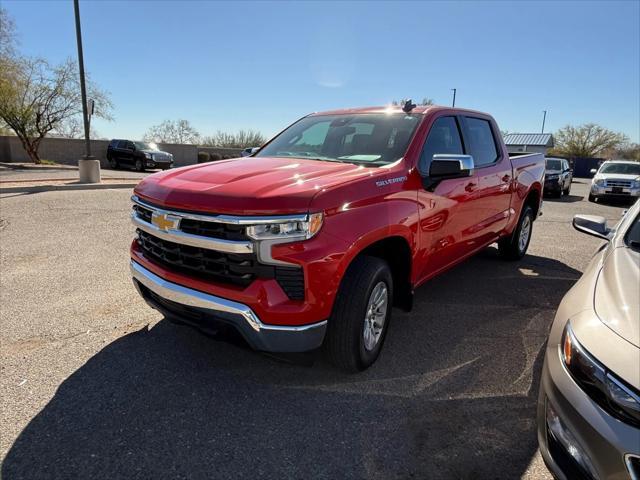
[{"x1": 151, "y1": 212, "x2": 180, "y2": 231}]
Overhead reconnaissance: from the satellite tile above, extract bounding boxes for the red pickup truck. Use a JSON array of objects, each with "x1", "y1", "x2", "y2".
[{"x1": 130, "y1": 103, "x2": 544, "y2": 371}]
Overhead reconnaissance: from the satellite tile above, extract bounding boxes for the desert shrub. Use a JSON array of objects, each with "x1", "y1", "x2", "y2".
[
  {"x1": 197, "y1": 151, "x2": 210, "y2": 163},
  {"x1": 209, "y1": 153, "x2": 222, "y2": 161}
]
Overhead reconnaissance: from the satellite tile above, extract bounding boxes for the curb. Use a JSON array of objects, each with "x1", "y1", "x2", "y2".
[
  {"x1": 0, "y1": 162, "x2": 79, "y2": 171},
  {"x1": 0, "y1": 182, "x2": 138, "y2": 194}
]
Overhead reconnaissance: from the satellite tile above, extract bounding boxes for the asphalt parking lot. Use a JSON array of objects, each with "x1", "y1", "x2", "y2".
[{"x1": 0, "y1": 180, "x2": 633, "y2": 479}]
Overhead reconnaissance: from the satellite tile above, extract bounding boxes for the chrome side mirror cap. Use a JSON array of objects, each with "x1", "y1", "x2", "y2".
[{"x1": 573, "y1": 214, "x2": 612, "y2": 240}]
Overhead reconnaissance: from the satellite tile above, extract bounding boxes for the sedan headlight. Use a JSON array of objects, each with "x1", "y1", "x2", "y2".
[
  {"x1": 246, "y1": 212, "x2": 323, "y2": 241},
  {"x1": 562, "y1": 323, "x2": 640, "y2": 427},
  {"x1": 144, "y1": 152, "x2": 153, "y2": 160}
]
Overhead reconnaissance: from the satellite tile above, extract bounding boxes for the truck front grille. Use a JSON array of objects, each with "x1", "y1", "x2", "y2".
[{"x1": 136, "y1": 229, "x2": 305, "y2": 299}]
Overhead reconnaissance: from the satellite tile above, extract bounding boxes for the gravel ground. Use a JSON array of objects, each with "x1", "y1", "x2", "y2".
[{"x1": 0, "y1": 180, "x2": 631, "y2": 479}]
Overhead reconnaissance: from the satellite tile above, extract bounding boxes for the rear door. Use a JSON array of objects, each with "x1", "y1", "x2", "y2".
[
  {"x1": 460, "y1": 115, "x2": 512, "y2": 245},
  {"x1": 416, "y1": 115, "x2": 481, "y2": 281}
]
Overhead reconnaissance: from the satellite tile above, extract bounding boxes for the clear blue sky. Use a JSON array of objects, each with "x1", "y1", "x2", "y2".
[{"x1": 4, "y1": 0, "x2": 640, "y2": 141}]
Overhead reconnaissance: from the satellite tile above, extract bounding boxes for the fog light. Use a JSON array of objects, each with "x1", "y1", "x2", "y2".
[{"x1": 546, "y1": 402, "x2": 597, "y2": 477}]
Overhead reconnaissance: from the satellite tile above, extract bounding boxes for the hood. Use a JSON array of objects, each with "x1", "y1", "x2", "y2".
[
  {"x1": 594, "y1": 173, "x2": 639, "y2": 181},
  {"x1": 134, "y1": 156, "x2": 376, "y2": 215},
  {"x1": 594, "y1": 246, "x2": 640, "y2": 348}
]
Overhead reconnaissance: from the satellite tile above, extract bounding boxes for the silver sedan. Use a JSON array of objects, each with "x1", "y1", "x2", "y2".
[{"x1": 537, "y1": 199, "x2": 640, "y2": 479}]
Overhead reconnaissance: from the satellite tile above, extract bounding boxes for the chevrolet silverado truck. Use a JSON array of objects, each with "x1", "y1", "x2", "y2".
[{"x1": 130, "y1": 103, "x2": 545, "y2": 371}]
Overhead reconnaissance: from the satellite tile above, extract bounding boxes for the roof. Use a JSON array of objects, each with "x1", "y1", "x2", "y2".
[
  {"x1": 310, "y1": 105, "x2": 491, "y2": 117},
  {"x1": 503, "y1": 133, "x2": 554, "y2": 147}
]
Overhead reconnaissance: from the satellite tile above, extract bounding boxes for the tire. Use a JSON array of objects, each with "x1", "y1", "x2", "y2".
[
  {"x1": 325, "y1": 256, "x2": 393, "y2": 372},
  {"x1": 588, "y1": 194, "x2": 596, "y2": 203},
  {"x1": 135, "y1": 159, "x2": 145, "y2": 172},
  {"x1": 498, "y1": 205, "x2": 534, "y2": 261},
  {"x1": 108, "y1": 156, "x2": 119, "y2": 169},
  {"x1": 563, "y1": 183, "x2": 571, "y2": 196}
]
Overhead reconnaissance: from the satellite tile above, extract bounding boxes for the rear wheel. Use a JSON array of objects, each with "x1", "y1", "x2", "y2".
[
  {"x1": 325, "y1": 256, "x2": 393, "y2": 372},
  {"x1": 108, "y1": 156, "x2": 119, "y2": 169},
  {"x1": 498, "y1": 205, "x2": 534, "y2": 260}
]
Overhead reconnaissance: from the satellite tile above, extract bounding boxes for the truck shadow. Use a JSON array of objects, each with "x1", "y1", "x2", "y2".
[{"x1": 2, "y1": 250, "x2": 580, "y2": 479}]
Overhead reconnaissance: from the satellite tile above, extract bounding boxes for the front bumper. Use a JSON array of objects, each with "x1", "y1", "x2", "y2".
[
  {"x1": 590, "y1": 185, "x2": 640, "y2": 198},
  {"x1": 544, "y1": 179, "x2": 562, "y2": 194},
  {"x1": 537, "y1": 347, "x2": 640, "y2": 480},
  {"x1": 131, "y1": 260, "x2": 327, "y2": 352}
]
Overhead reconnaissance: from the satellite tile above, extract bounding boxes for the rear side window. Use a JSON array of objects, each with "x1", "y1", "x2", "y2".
[
  {"x1": 418, "y1": 116, "x2": 464, "y2": 174},
  {"x1": 465, "y1": 117, "x2": 498, "y2": 167}
]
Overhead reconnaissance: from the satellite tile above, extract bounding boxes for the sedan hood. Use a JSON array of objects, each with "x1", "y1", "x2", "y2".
[
  {"x1": 134, "y1": 156, "x2": 374, "y2": 215},
  {"x1": 594, "y1": 246, "x2": 640, "y2": 347}
]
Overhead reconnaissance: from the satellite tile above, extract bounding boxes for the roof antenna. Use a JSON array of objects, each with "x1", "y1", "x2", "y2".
[{"x1": 402, "y1": 99, "x2": 416, "y2": 113}]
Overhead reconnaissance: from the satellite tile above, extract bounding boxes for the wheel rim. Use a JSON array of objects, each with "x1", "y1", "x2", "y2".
[
  {"x1": 519, "y1": 215, "x2": 531, "y2": 253},
  {"x1": 363, "y1": 281, "x2": 388, "y2": 351},
  {"x1": 136, "y1": 160, "x2": 142, "y2": 170}
]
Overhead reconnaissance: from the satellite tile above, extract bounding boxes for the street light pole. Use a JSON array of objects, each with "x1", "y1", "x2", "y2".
[
  {"x1": 73, "y1": 0, "x2": 100, "y2": 182},
  {"x1": 541, "y1": 110, "x2": 547, "y2": 134},
  {"x1": 451, "y1": 88, "x2": 456, "y2": 107}
]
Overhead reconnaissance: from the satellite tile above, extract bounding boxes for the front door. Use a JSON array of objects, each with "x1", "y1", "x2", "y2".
[{"x1": 416, "y1": 115, "x2": 480, "y2": 282}]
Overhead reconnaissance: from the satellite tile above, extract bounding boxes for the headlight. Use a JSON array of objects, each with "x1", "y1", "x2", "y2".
[
  {"x1": 632, "y1": 180, "x2": 640, "y2": 189},
  {"x1": 562, "y1": 323, "x2": 640, "y2": 427},
  {"x1": 246, "y1": 212, "x2": 323, "y2": 241},
  {"x1": 144, "y1": 152, "x2": 153, "y2": 160},
  {"x1": 546, "y1": 173, "x2": 559, "y2": 181},
  {"x1": 594, "y1": 178, "x2": 605, "y2": 187}
]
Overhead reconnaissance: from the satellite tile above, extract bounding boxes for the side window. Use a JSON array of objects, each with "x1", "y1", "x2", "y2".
[
  {"x1": 125, "y1": 141, "x2": 135, "y2": 150},
  {"x1": 418, "y1": 116, "x2": 464, "y2": 174},
  {"x1": 464, "y1": 117, "x2": 498, "y2": 167},
  {"x1": 117, "y1": 140, "x2": 128, "y2": 149}
]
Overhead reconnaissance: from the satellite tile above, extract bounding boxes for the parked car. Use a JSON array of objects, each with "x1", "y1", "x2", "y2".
[
  {"x1": 589, "y1": 160, "x2": 640, "y2": 203},
  {"x1": 544, "y1": 157, "x2": 573, "y2": 198},
  {"x1": 537, "y1": 200, "x2": 640, "y2": 480},
  {"x1": 129, "y1": 104, "x2": 545, "y2": 371},
  {"x1": 107, "y1": 139, "x2": 173, "y2": 172}
]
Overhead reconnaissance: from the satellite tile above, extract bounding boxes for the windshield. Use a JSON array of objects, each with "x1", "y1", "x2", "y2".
[
  {"x1": 134, "y1": 141, "x2": 159, "y2": 151},
  {"x1": 545, "y1": 159, "x2": 562, "y2": 170},
  {"x1": 600, "y1": 162, "x2": 640, "y2": 175},
  {"x1": 255, "y1": 113, "x2": 421, "y2": 167}
]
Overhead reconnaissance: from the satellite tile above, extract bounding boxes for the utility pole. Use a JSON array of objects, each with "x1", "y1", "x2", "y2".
[
  {"x1": 541, "y1": 110, "x2": 547, "y2": 134},
  {"x1": 73, "y1": 0, "x2": 100, "y2": 183},
  {"x1": 451, "y1": 88, "x2": 457, "y2": 107}
]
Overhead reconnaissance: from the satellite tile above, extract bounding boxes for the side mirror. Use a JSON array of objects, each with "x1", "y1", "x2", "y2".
[
  {"x1": 590, "y1": 168, "x2": 597, "y2": 175},
  {"x1": 429, "y1": 154, "x2": 474, "y2": 178},
  {"x1": 572, "y1": 215, "x2": 612, "y2": 240}
]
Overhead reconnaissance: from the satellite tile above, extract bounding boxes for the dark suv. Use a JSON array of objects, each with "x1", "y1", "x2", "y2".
[
  {"x1": 543, "y1": 157, "x2": 573, "y2": 197},
  {"x1": 107, "y1": 140, "x2": 174, "y2": 171}
]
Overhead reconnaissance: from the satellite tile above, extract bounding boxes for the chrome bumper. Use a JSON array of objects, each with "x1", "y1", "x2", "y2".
[{"x1": 130, "y1": 261, "x2": 327, "y2": 352}]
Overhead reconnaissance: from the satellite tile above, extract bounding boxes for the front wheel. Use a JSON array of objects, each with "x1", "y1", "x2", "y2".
[
  {"x1": 588, "y1": 194, "x2": 596, "y2": 203},
  {"x1": 135, "y1": 159, "x2": 145, "y2": 172},
  {"x1": 325, "y1": 256, "x2": 393, "y2": 372},
  {"x1": 498, "y1": 205, "x2": 534, "y2": 260},
  {"x1": 563, "y1": 183, "x2": 571, "y2": 196}
]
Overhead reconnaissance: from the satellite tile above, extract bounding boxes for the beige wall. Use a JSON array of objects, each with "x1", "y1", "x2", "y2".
[{"x1": 0, "y1": 136, "x2": 241, "y2": 167}]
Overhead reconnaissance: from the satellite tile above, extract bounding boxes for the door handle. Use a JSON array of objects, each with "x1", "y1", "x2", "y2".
[
  {"x1": 465, "y1": 182, "x2": 476, "y2": 192},
  {"x1": 501, "y1": 174, "x2": 511, "y2": 183}
]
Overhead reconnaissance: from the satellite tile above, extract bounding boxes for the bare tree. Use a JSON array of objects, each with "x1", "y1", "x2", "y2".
[
  {"x1": 0, "y1": 57, "x2": 113, "y2": 163},
  {"x1": 143, "y1": 119, "x2": 200, "y2": 144},
  {"x1": 200, "y1": 130, "x2": 266, "y2": 148},
  {"x1": 421, "y1": 98, "x2": 434, "y2": 105},
  {"x1": 551, "y1": 123, "x2": 629, "y2": 158},
  {"x1": 52, "y1": 116, "x2": 100, "y2": 139}
]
